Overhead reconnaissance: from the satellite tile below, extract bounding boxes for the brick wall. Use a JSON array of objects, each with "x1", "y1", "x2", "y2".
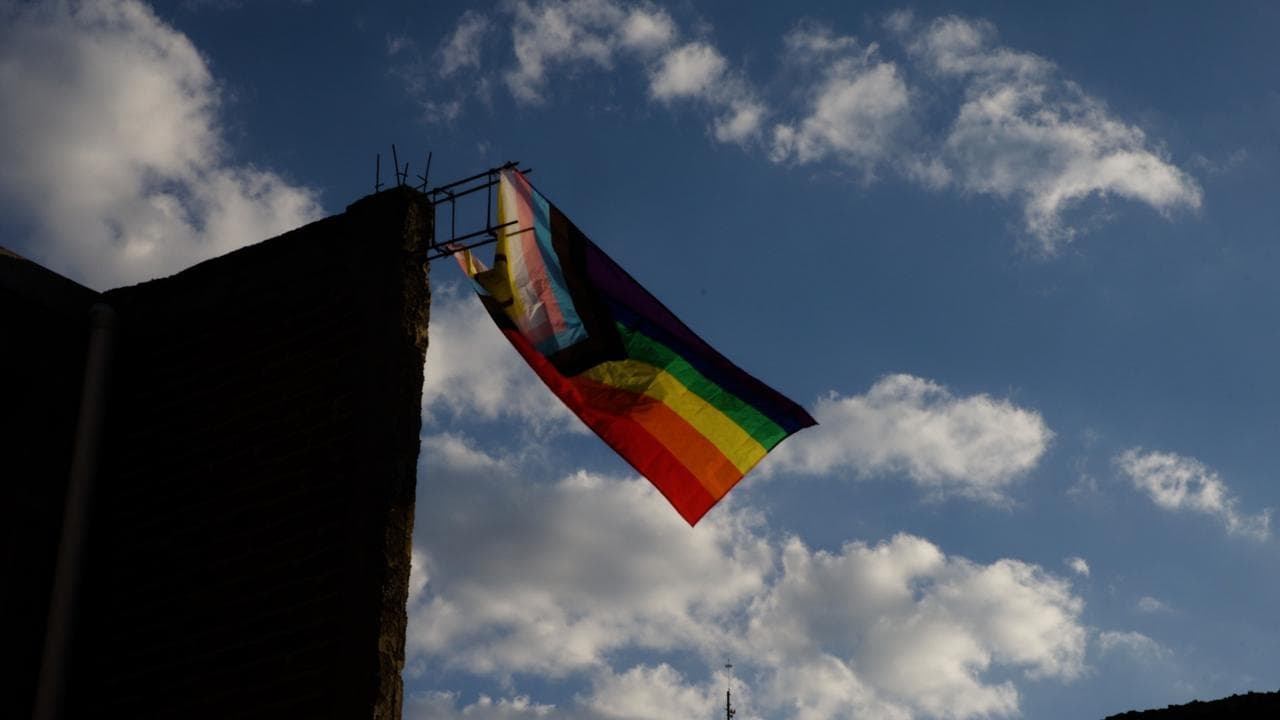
[
  {"x1": 0, "y1": 249, "x2": 98, "y2": 719},
  {"x1": 3, "y1": 186, "x2": 430, "y2": 719}
]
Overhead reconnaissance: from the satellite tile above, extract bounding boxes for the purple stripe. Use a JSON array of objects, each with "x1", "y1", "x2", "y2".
[{"x1": 583, "y1": 241, "x2": 816, "y2": 434}]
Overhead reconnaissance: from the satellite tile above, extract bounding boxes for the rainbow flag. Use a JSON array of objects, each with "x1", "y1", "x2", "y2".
[{"x1": 454, "y1": 169, "x2": 815, "y2": 525}]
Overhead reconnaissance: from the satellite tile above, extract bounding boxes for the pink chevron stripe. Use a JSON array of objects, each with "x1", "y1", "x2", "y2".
[{"x1": 505, "y1": 171, "x2": 571, "y2": 338}]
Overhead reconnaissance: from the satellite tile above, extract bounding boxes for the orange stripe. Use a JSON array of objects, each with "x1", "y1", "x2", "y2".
[
  {"x1": 499, "y1": 327, "x2": 721, "y2": 524},
  {"x1": 570, "y1": 375, "x2": 745, "y2": 500}
]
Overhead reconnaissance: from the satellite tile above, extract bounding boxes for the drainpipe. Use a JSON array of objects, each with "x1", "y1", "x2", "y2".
[{"x1": 33, "y1": 302, "x2": 118, "y2": 720}]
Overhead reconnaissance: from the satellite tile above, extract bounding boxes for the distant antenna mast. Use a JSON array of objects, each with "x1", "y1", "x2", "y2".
[{"x1": 725, "y1": 662, "x2": 736, "y2": 720}]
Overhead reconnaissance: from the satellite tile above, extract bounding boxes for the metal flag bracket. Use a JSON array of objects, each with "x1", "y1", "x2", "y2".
[{"x1": 373, "y1": 150, "x2": 534, "y2": 263}]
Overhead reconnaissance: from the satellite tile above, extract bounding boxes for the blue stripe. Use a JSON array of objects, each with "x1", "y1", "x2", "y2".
[{"x1": 529, "y1": 187, "x2": 587, "y2": 354}]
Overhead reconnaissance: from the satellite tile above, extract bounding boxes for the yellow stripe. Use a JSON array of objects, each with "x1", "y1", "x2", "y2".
[
  {"x1": 583, "y1": 359, "x2": 768, "y2": 474},
  {"x1": 496, "y1": 172, "x2": 532, "y2": 327},
  {"x1": 454, "y1": 247, "x2": 487, "y2": 277}
]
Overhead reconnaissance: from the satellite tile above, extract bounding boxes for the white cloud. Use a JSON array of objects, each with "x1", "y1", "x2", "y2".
[
  {"x1": 0, "y1": 0, "x2": 322, "y2": 289},
  {"x1": 770, "y1": 61, "x2": 911, "y2": 175},
  {"x1": 421, "y1": 432, "x2": 510, "y2": 474},
  {"x1": 748, "y1": 535, "x2": 1085, "y2": 719},
  {"x1": 907, "y1": 16, "x2": 1202, "y2": 250},
  {"x1": 764, "y1": 374, "x2": 1053, "y2": 502},
  {"x1": 407, "y1": 434, "x2": 1087, "y2": 719},
  {"x1": 420, "y1": 9, "x2": 1200, "y2": 247},
  {"x1": 619, "y1": 7, "x2": 675, "y2": 51},
  {"x1": 404, "y1": 665, "x2": 716, "y2": 720},
  {"x1": 713, "y1": 101, "x2": 766, "y2": 143},
  {"x1": 646, "y1": 40, "x2": 765, "y2": 143},
  {"x1": 649, "y1": 42, "x2": 726, "y2": 99},
  {"x1": 1097, "y1": 630, "x2": 1170, "y2": 662},
  {"x1": 421, "y1": 290, "x2": 580, "y2": 430},
  {"x1": 656, "y1": 47, "x2": 766, "y2": 143},
  {"x1": 504, "y1": 0, "x2": 674, "y2": 104},
  {"x1": 1115, "y1": 448, "x2": 1271, "y2": 540},
  {"x1": 406, "y1": 692, "x2": 557, "y2": 720},
  {"x1": 770, "y1": 26, "x2": 911, "y2": 176},
  {"x1": 1135, "y1": 595, "x2": 1171, "y2": 614},
  {"x1": 1066, "y1": 556, "x2": 1090, "y2": 577},
  {"x1": 479, "y1": 1, "x2": 765, "y2": 141},
  {"x1": 438, "y1": 10, "x2": 490, "y2": 78},
  {"x1": 747, "y1": 533, "x2": 1085, "y2": 718},
  {"x1": 580, "y1": 664, "x2": 719, "y2": 720},
  {"x1": 782, "y1": 21, "x2": 862, "y2": 57},
  {"x1": 391, "y1": 12, "x2": 492, "y2": 124},
  {"x1": 763, "y1": 654, "x2": 909, "y2": 720},
  {"x1": 408, "y1": 432, "x2": 772, "y2": 677}
]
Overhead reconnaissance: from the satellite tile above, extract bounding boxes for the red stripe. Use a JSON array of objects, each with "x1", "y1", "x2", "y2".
[
  {"x1": 501, "y1": 328, "x2": 719, "y2": 524},
  {"x1": 569, "y1": 374, "x2": 744, "y2": 499}
]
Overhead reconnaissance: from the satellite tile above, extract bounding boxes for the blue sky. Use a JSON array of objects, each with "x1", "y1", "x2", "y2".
[{"x1": 3, "y1": 1, "x2": 1278, "y2": 718}]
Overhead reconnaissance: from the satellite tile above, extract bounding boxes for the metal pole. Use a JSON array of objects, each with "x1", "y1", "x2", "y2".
[
  {"x1": 725, "y1": 663, "x2": 736, "y2": 720},
  {"x1": 33, "y1": 303, "x2": 118, "y2": 720}
]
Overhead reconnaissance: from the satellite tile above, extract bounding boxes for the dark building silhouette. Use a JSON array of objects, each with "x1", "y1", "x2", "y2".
[
  {"x1": 2, "y1": 187, "x2": 431, "y2": 719},
  {"x1": 1104, "y1": 691, "x2": 1280, "y2": 719}
]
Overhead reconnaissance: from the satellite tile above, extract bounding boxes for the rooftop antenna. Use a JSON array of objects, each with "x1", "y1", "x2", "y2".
[
  {"x1": 724, "y1": 662, "x2": 736, "y2": 720},
  {"x1": 374, "y1": 153, "x2": 383, "y2": 194}
]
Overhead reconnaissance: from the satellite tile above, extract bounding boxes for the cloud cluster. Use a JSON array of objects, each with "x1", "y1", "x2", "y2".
[
  {"x1": 1115, "y1": 448, "x2": 1270, "y2": 540},
  {"x1": 408, "y1": 432, "x2": 1087, "y2": 719},
  {"x1": 407, "y1": 0, "x2": 765, "y2": 142},
  {"x1": 765, "y1": 374, "x2": 1053, "y2": 502},
  {"x1": 646, "y1": 40, "x2": 764, "y2": 144},
  {"x1": 769, "y1": 24, "x2": 912, "y2": 180},
  {"x1": 425, "y1": 5, "x2": 1202, "y2": 247},
  {"x1": 406, "y1": 692, "x2": 556, "y2": 720},
  {"x1": 504, "y1": 0, "x2": 765, "y2": 143},
  {"x1": 747, "y1": 533, "x2": 1085, "y2": 718},
  {"x1": 904, "y1": 16, "x2": 1202, "y2": 249},
  {"x1": 503, "y1": 0, "x2": 674, "y2": 103},
  {"x1": 409, "y1": 434, "x2": 772, "y2": 677},
  {"x1": 0, "y1": 0, "x2": 321, "y2": 289},
  {"x1": 405, "y1": 664, "x2": 721, "y2": 720}
]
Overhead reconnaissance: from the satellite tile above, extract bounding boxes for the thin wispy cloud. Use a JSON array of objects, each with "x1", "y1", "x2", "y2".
[
  {"x1": 1097, "y1": 630, "x2": 1170, "y2": 663},
  {"x1": 1116, "y1": 448, "x2": 1270, "y2": 541},
  {"x1": 1136, "y1": 595, "x2": 1172, "y2": 614},
  {"x1": 438, "y1": 10, "x2": 490, "y2": 78}
]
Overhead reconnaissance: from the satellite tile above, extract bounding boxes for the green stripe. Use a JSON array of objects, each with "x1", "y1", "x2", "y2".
[{"x1": 617, "y1": 323, "x2": 788, "y2": 449}]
